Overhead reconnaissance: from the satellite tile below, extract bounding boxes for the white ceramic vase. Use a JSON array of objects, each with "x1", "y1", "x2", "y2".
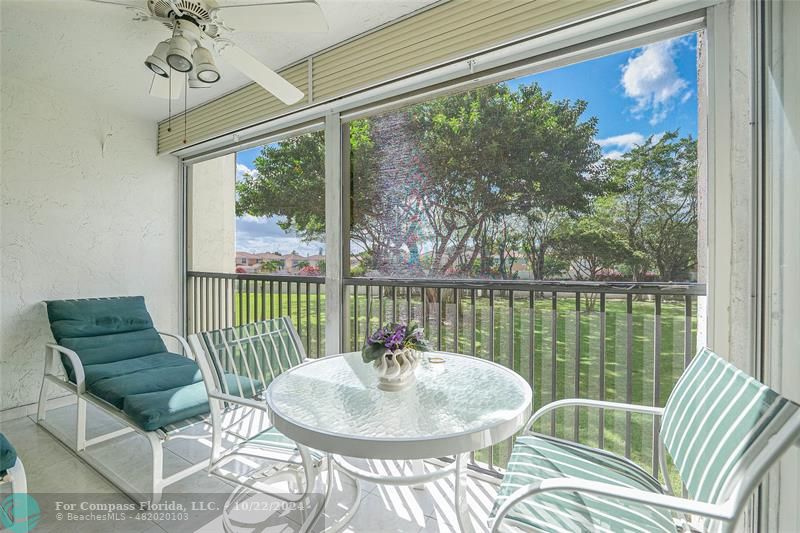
[{"x1": 373, "y1": 348, "x2": 419, "y2": 391}]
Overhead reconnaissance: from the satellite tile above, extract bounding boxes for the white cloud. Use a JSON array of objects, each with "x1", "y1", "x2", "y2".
[
  {"x1": 596, "y1": 132, "x2": 645, "y2": 151},
  {"x1": 603, "y1": 150, "x2": 626, "y2": 160},
  {"x1": 596, "y1": 132, "x2": 646, "y2": 159},
  {"x1": 621, "y1": 39, "x2": 690, "y2": 125},
  {"x1": 236, "y1": 163, "x2": 254, "y2": 180}
]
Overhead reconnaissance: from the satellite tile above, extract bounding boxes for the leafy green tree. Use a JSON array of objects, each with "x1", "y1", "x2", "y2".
[
  {"x1": 236, "y1": 133, "x2": 326, "y2": 242},
  {"x1": 605, "y1": 131, "x2": 698, "y2": 281},
  {"x1": 552, "y1": 215, "x2": 629, "y2": 280},
  {"x1": 406, "y1": 83, "x2": 606, "y2": 277},
  {"x1": 259, "y1": 259, "x2": 283, "y2": 273}
]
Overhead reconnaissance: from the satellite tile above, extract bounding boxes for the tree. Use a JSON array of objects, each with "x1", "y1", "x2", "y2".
[
  {"x1": 405, "y1": 83, "x2": 607, "y2": 277},
  {"x1": 236, "y1": 133, "x2": 326, "y2": 243},
  {"x1": 235, "y1": 82, "x2": 608, "y2": 279},
  {"x1": 552, "y1": 215, "x2": 629, "y2": 281},
  {"x1": 605, "y1": 131, "x2": 698, "y2": 281},
  {"x1": 260, "y1": 260, "x2": 283, "y2": 273}
]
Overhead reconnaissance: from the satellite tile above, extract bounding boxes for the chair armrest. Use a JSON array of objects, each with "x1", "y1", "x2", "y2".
[
  {"x1": 158, "y1": 331, "x2": 193, "y2": 359},
  {"x1": 46, "y1": 343, "x2": 85, "y2": 394},
  {"x1": 524, "y1": 399, "x2": 664, "y2": 433},
  {"x1": 208, "y1": 391, "x2": 268, "y2": 412},
  {"x1": 490, "y1": 478, "x2": 735, "y2": 533}
]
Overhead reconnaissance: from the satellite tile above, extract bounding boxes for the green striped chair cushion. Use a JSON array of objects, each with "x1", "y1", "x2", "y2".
[
  {"x1": 490, "y1": 434, "x2": 677, "y2": 533},
  {"x1": 661, "y1": 347, "x2": 799, "y2": 506}
]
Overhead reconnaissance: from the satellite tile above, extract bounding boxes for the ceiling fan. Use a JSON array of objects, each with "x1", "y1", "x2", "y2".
[{"x1": 90, "y1": 0, "x2": 328, "y2": 105}]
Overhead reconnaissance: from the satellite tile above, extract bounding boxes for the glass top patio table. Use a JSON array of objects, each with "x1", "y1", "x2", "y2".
[{"x1": 266, "y1": 351, "x2": 532, "y2": 460}]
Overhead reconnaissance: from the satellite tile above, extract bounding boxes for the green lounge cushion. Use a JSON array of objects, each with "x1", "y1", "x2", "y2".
[
  {"x1": 46, "y1": 297, "x2": 167, "y2": 380},
  {"x1": 123, "y1": 374, "x2": 262, "y2": 432},
  {"x1": 83, "y1": 352, "x2": 196, "y2": 387},
  {"x1": 88, "y1": 356, "x2": 204, "y2": 409},
  {"x1": 490, "y1": 434, "x2": 676, "y2": 533},
  {"x1": 0, "y1": 433, "x2": 17, "y2": 477},
  {"x1": 47, "y1": 296, "x2": 156, "y2": 340}
]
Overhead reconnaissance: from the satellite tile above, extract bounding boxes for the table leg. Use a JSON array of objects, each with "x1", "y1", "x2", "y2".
[
  {"x1": 411, "y1": 459, "x2": 425, "y2": 490},
  {"x1": 454, "y1": 452, "x2": 474, "y2": 533},
  {"x1": 299, "y1": 451, "x2": 332, "y2": 533}
]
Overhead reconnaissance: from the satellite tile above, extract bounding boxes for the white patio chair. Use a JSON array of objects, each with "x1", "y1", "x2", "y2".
[
  {"x1": 188, "y1": 317, "x2": 324, "y2": 531},
  {"x1": 1, "y1": 433, "x2": 33, "y2": 532},
  {"x1": 490, "y1": 347, "x2": 800, "y2": 533}
]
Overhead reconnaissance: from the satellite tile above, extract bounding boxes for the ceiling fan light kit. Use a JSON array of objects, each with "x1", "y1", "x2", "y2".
[
  {"x1": 144, "y1": 40, "x2": 170, "y2": 77},
  {"x1": 93, "y1": 0, "x2": 328, "y2": 108},
  {"x1": 192, "y1": 45, "x2": 220, "y2": 83},
  {"x1": 165, "y1": 33, "x2": 193, "y2": 72}
]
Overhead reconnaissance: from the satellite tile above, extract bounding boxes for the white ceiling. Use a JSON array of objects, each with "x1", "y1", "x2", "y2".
[{"x1": 0, "y1": 0, "x2": 436, "y2": 122}]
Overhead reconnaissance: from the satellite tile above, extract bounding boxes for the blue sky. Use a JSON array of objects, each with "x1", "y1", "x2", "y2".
[{"x1": 235, "y1": 32, "x2": 698, "y2": 254}]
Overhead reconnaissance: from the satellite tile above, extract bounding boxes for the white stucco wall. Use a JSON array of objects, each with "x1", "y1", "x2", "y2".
[
  {"x1": 0, "y1": 76, "x2": 180, "y2": 413},
  {"x1": 188, "y1": 154, "x2": 236, "y2": 273}
]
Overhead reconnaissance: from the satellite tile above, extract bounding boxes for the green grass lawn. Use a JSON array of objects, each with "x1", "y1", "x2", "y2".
[{"x1": 233, "y1": 287, "x2": 697, "y2": 487}]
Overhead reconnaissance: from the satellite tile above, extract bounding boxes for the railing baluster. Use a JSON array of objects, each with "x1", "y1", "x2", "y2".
[
  {"x1": 406, "y1": 286, "x2": 411, "y2": 323},
  {"x1": 625, "y1": 293, "x2": 633, "y2": 459},
  {"x1": 352, "y1": 286, "x2": 359, "y2": 351},
  {"x1": 286, "y1": 281, "x2": 291, "y2": 318},
  {"x1": 316, "y1": 282, "x2": 321, "y2": 357},
  {"x1": 508, "y1": 290, "x2": 514, "y2": 371},
  {"x1": 306, "y1": 282, "x2": 311, "y2": 351},
  {"x1": 437, "y1": 287, "x2": 443, "y2": 351},
  {"x1": 471, "y1": 289, "x2": 477, "y2": 357},
  {"x1": 528, "y1": 290, "x2": 534, "y2": 388},
  {"x1": 392, "y1": 286, "x2": 397, "y2": 322},
  {"x1": 365, "y1": 285, "x2": 372, "y2": 346},
  {"x1": 551, "y1": 292, "x2": 558, "y2": 436},
  {"x1": 574, "y1": 292, "x2": 581, "y2": 442},
  {"x1": 237, "y1": 279, "x2": 243, "y2": 327},
  {"x1": 454, "y1": 288, "x2": 460, "y2": 353},
  {"x1": 684, "y1": 295, "x2": 693, "y2": 369},
  {"x1": 653, "y1": 294, "x2": 662, "y2": 477},
  {"x1": 599, "y1": 293, "x2": 606, "y2": 449},
  {"x1": 488, "y1": 288, "x2": 495, "y2": 471},
  {"x1": 379, "y1": 285, "x2": 385, "y2": 326},
  {"x1": 269, "y1": 280, "x2": 274, "y2": 319},
  {"x1": 296, "y1": 281, "x2": 301, "y2": 337},
  {"x1": 261, "y1": 279, "x2": 266, "y2": 321},
  {"x1": 278, "y1": 281, "x2": 283, "y2": 320},
  {"x1": 421, "y1": 287, "x2": 427, "y2": 336}
]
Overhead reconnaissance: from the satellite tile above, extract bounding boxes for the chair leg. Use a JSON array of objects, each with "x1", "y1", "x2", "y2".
[
  {"x1": 76, "y1": 397, "x2": 87, "y2": 451},
  {"x1": 146, "y1": 432, "x2": 164, "y2": 505},
  {"x1": 37, "y1": 371, "x2": 49, "y2": 423}
]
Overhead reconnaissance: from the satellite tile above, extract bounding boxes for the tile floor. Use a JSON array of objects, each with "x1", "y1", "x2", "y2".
[{"x1": 0, "y1": 402, "x2": 500, "y2": 532}]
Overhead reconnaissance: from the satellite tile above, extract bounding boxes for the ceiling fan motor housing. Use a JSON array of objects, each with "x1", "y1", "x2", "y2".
[{"x1": 148, "y1": 0, "x2": 219, "y2": 37}]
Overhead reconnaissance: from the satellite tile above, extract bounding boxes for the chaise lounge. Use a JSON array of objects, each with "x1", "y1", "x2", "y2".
[{"x1": 37, "y1": 296, "x2": 214, "y2": 503}]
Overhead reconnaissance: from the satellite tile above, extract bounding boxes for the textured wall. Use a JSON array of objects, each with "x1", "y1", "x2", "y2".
[{"x1": 0, "y1": 76, "x2": 180, "y2": 412}]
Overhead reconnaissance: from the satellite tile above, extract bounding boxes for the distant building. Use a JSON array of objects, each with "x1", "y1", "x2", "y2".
[{"x1": 234, "y1": 251, "x2": 324, "y2": 274}]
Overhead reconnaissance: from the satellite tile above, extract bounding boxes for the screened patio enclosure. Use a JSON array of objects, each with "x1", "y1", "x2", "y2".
[{"x1": 1, "y1": 0, "x2": 799, "y2": 531}]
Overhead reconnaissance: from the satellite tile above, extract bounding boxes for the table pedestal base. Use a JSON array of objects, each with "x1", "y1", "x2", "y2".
[{"x1": 307, "y1": 454, "x2": 475, "y2": 533}]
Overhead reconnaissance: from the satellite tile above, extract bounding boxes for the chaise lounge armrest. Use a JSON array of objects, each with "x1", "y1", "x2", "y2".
[
  {"x1": 490, "y1": 477, "x2": 735, "y2": 533},
  {"x1": 523, "y1": 398, "x2": 664, "y2": 433},
  {"x1": 45, "y1": 343, "x2": 85, "y2": 393},
  {"x1": 157, "y1": 331, "x2": 193, "y2": 359}
]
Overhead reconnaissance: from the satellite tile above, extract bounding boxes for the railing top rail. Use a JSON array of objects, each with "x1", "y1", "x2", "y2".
[
  {"x1": 188, "y1": 271, "x2": 325, "y2": 284},
  {"x1": 342, "y1": 276, "x2": 707, "y2": 296}
]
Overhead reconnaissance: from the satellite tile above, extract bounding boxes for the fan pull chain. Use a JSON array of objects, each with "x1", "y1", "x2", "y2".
[{"x1": 167, "y1": 66, "x2": 172, "y2": 133}]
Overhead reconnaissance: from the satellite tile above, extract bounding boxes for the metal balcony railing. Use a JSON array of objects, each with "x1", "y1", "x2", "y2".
[{"x1": 187, "y1": 271, "x2": 706, "y2": 483}]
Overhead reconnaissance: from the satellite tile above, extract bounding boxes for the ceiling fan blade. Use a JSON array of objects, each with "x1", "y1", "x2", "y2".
[
  {"x1": 86, "y1": 0, "x2": 142, "y2": 8},
  {"x1": 217, "y1": 1, "x2": 328, "y2": 33},
  {"x1": 149, "y1": 72, "x2": 185, "y2": 99},
  {"x1": 220, "y1": 44, "x2": 304, "y2": 105}
]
